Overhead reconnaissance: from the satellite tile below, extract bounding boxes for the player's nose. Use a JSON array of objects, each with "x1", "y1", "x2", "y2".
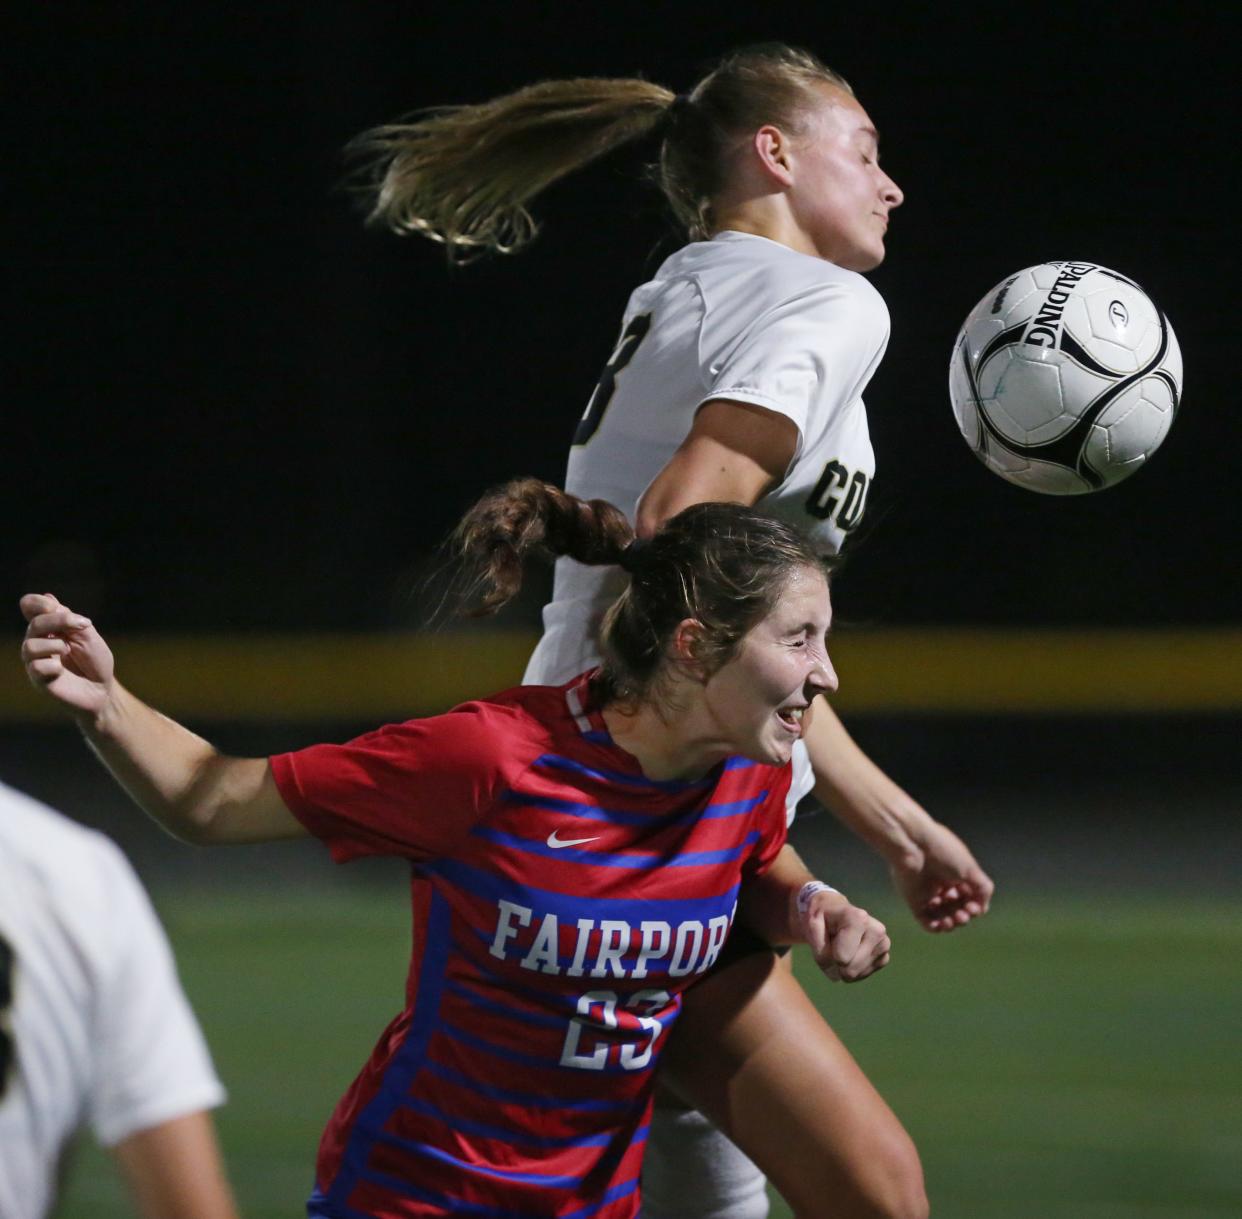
[
  {"x1": 881, "y1": 170, "x2": 903, "y2": 210},
  {"x1": 807, "y1": 654, "x2": 838, "y2": 696}
]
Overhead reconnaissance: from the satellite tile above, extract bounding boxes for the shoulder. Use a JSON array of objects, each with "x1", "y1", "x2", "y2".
[
  {"x1": 433, "y1": 685, "x2": 580, "y2": 803},
  {"x1": 0, "y1": 781, "x2": 138, "y2": 906},
  {"x1": 750, "y1": 245, "x2": 888, "y2": 328},
  {"x1": 374, "y1": 687, "x2": 562, "y2": 776},
  {"x1": 0, "y1": 784, "x2": 158, "y2": 999},
  {"x1": 466, "y1": 684, "x2": 569, "y2": 754},
  {"x1": 692, "y1": 234, "x2": 888, "y2": 337}
]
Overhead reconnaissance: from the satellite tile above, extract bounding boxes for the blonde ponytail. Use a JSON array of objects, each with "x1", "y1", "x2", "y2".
[
  {"x1": 349, "y1": 79, "x2": 674, "y2": 260},
  {"x1": 350, "y1": 45, "x2": 853, "y2": 258}
]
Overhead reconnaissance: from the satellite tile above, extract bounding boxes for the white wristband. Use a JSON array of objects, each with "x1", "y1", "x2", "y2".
[{"x1": 796, "y1": 880, "x2": 837, "y2": 917}]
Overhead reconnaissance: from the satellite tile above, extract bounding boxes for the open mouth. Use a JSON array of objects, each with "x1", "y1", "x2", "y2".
[{"x1": 776, "y1": 706, "x2": 805, "y2": 733}]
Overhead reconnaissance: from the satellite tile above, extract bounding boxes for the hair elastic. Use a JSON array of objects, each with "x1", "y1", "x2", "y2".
[
  {"x1": 618, "y1": 537, "x2": 648, "y2": 574},
  {"x1": 656, "y1": 92, "x2": 692, "y2": 136}
]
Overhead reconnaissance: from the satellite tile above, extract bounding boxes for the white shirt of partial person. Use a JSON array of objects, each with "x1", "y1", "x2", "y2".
[
  {"x1": 0, "y1": 781, "x2": 225, "y2": 1219},
  {"x1": 524, "y1": 230, "x2": 889, "y2": 817}
]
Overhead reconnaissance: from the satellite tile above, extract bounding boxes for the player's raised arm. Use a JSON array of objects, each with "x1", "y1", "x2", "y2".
[
  {"x1": 635, "y1": 421, "x2": 996, "y2": 932},
  {"x1": 635, "y1": 400, "x2": 799, "y2": 536},
  {"x1": 800, "y1": 709, "x2": 994, "y2": 932},
  {"x1": 19, "y1": 593, "x2": 303, "y2": 845}
]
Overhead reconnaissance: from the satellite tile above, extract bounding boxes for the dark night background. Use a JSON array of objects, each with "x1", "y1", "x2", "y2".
[
  {"x1": 4, "y1": 15, "x2": 1239, "y2": 1214},
  {"x1": 6, "y1": 3, "x2": 1237, "y2": 634}
]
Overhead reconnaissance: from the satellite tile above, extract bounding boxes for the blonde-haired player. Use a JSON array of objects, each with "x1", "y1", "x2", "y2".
[{"x1": 353, "y1": 43, "x2": 994, "y2": 1219}]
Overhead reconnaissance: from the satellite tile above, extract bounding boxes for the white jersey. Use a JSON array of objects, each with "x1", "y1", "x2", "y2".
[
  {"x1": 0, "y1": 782, "x2": 225, "y2": 1219},
  {"x1": 524, "y1": 231, "x2": 889, "y2": 814}
]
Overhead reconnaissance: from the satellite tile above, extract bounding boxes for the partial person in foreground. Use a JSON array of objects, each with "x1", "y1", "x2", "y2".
[
  {"x1": 22, "y1": 481, "x2": 892, "y2": 1219},
  {"x1": 0, "y1": 781, "x2": 238, "y2": 1219},
  {"x1": 353, "y1": 41, "x2": 988, "y2": 1218}
]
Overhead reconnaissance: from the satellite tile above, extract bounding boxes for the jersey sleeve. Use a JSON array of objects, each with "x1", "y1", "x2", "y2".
[
  {"x1": 88, "y1": 839, "x2": 225, "y2": 1147},
  {"x1": 743, "y1": 766, "x2": 792, "y2": 880},
  {"x1": 270, "y1": 701, "x2": 525, "y2": 864},
  {"x1": 699, "y1": 278, "x2": 887, "y2": 441}
]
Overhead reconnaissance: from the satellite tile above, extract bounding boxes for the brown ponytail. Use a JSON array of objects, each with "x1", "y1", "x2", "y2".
[
  {"x1": 449, "y1": 478, "x2": 825, "y2": 710},
  {"x1": 450, "y1": 478, "x2": 633, "y2": 614}
]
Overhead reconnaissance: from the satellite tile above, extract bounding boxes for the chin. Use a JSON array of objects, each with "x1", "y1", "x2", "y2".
[
  {"x1": 760, "y1": 737, "x2": 795, "y2": 767},
  {"x1": 845, "y1": 245, "x2": 885, "y2": 273}
]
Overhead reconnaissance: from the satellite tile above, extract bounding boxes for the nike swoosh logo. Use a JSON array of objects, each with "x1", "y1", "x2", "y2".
[{"x1": 547, "y1": 829, "x2": 602, "y2": 849}]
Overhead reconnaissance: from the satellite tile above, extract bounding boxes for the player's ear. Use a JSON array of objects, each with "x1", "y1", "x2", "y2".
[
  {"x1": 753, "y1": 125, "x2": 795, "y2": 187},
  {"x1": 668, "y1": 618, "x2": 711, "y2": 682}
]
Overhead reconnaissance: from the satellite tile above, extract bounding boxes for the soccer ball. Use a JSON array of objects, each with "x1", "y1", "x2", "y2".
[{"x1": 948, "y1": 262, "x2": 1182, "y2": 494}]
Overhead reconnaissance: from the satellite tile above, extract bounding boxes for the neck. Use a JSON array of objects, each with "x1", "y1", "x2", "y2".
[
  {"x1": 601, "y1": 699, "x2": 730, "y2": 782},
  {"x1": 711, "y1": 196, "x2": 822, "y2": 260}
]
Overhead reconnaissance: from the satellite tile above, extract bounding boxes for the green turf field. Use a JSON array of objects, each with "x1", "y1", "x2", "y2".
[{"x1": 55, "y1": 885, "x2": 1242, "y2": 1218}]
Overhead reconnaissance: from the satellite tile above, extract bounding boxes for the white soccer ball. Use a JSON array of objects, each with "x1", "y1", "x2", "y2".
[{"x1": 948, "y1": 262, "x2": 1183, "y2": 494}]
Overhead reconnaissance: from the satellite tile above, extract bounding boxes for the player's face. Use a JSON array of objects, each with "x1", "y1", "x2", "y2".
[
  {"x1": 787, "y1": 88, "x2": 904, "y2": 272},
  {"x1": 701, "y1": 565, "x2": 836, "y2": 767}
]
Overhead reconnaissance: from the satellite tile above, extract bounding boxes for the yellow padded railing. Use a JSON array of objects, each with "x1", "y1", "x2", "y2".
[{"x1": 3, "y1": 629, "x2": 1240, "y2": 722}]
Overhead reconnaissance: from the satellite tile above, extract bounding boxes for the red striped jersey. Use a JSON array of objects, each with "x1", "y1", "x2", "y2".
[{"x1": 270, "y1": 671, "x2": 789, "y2": 1219}]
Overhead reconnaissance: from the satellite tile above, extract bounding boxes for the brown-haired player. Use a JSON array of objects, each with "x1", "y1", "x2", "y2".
[{"x1": 22, "y1": 484, "x2": 892, "y2": 1219}]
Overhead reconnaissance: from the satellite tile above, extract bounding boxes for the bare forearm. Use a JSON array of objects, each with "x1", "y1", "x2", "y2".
[
  {"x1": 21, "y1": 594, "x2": 296, "y2": 843},
  {"x1": 114, "y1": 1111, "x2": 239, "y2": 1219},
  {"x1": 804, "y1": 698, "x2": 995, "y2": 930},
  {"x1": 739, "y1": 844, "x2": 891, "y2": 983},
  {"x1": 81, "y1": 683, "x2": 270, "y2": 844},
  {"x1": 737, "y1": 844, "x2": 818, "y2": 944},
  {"x1": 634, "y1": 400, "x2": 798, "y2": 536},
  {"x1": 804, "y1": 699, "x2": 930, "y2": 867}
]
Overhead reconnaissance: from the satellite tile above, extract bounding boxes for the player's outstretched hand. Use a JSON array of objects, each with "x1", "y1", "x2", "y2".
[
  {"x1": 891, "y1": 818, "x2": 995, "y2": 933},
  {"x1": 799, "y1": 890, "x2": 890, "y2": 984},
  {"x1": 20, "y1": 593, "x2": 115, "y2": 717}
]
